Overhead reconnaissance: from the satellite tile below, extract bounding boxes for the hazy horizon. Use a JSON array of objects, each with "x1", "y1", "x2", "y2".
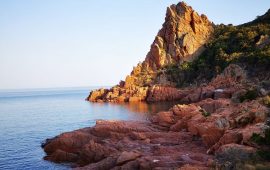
[
  {"x1": 1, "y1": 0, "x2": 270, "y2": 90},
  {"x1": 0, "y1": 85, "x2": 110, "y2": 92}
]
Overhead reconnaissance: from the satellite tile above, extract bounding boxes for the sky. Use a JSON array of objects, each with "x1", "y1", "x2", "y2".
[{"x1": 0, "y1": 0, "x2": 270, "y2": 90}]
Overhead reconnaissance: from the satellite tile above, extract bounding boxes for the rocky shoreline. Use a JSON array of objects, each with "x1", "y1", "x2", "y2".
[
  {"x1": 42, "y1": 64, "x2": 270, "y2": 169},
  {"x1": 42, "y1": 1, "x2": 270, "y2": 169},
  {"x1": 86, "y1": 2, "x2": 213, "y2": 103}
]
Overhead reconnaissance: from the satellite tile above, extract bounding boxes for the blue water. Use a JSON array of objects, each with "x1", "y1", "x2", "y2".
[{"x1": 0, "y1": 87, "x2": 174, "y2": 170}]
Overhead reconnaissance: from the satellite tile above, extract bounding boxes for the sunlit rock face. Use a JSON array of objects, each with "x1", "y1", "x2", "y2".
[
  {"x1": 43, "y1": 93, "x2": 269, "y2": 169},
  {"x1": 141, "y1": 1, "x2": 213, "y2": 71},
  {"x1": 44, "y1": 2, "x2": 270, "y2": 169},
  {"x1": 87, "y1": 2, "x2": 213, "y2": 102},
  {"x1": 42, "y1": 120, "x2": 213, "y2": 169}
]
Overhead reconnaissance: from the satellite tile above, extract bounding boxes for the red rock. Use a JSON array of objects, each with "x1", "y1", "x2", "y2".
[
  {"x1": 117, "y1": 96, "x2": 128, "y2": 102},
  {"x1": 116, "y1": 151, "x2": 141, "y2": 165},
  {"x1": 170, "y1": 120, "x2": 187, "y2": 131},
  {"x1": 75, "y1": 156, "x2": 118, "y2": 170},
  {"x1": 124, "y1": 75, "x2": 136, "y2": 88},
  {"x1": 43, "y1": 120, "x2": 212, "y2": 169},
  {"x1": 147, "y1": 85, "x2": 186, "y2": 102},
  {"x1": 129, "y1": 132, "x2": 147, "y2": 140},
  {"x1": 129, "y1": 96, "x2": 142, "y2": 102},
  {"x1": 213, "y1": 89, "x2": 232, "y2": 99},
  {"x1": 201, "y1": 130, "x2": 224, "y2": 147},
  {"x1": 43, "y1": 96, "x2": 269, "y2": 169},
  {"x1": 179, "y1": 164, "x2": 209, "y2": 170},
  {"x1": 207, "y1": 130, "x2": 243, "y2": 154},
  {"x1": 210, "y1": 64, "x2": 246, "y2": 89},
  {"x1": 197, "y1": 98, "x2": 230, "y2": 113},
  {"x1": 87, "y1": 88, "x2": 108, "y2": 102},
  {"x1": 79, "y1": 140, "x2": 117, "y2": 165},
  {"x1": 181, "y1": 86, "x2": 215, "y2": 103},
  {"x1": 151, "y1": 111, "x2": 175, "y2": 127},
  {"x1": 44, "y1": 149, "x2": 78, "y2": 163},
  {"x1": 42, "y1": 2, "x2": 270, "y2": 170},
  {"x1": 87, "y1": 1, "x2": 213, "y2": 103},
  {"x1": 171, "y1": 104, "x2": 201, "y2": 118},
  {"x1": 216, "y1": 144, "x2": 257, "y2": 155},
  {"x1": 239, "y1": 123, "x2": 265, "y2": 145}
]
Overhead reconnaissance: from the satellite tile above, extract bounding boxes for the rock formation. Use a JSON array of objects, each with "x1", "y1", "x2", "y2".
[
  {"x1": 43, "y1": 63, "x2": 270, "y2": 169},
  {"x1": 87, "y1": 1, "x2": 213, "y2": 102},
  {"x1": 43, "y1": 1, "x2": 270, "y2": 169}
]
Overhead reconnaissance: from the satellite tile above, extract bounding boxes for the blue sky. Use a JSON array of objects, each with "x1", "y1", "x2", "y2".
[{"x1": 0, "y1": 0, "x2": 270, "y2": 89}]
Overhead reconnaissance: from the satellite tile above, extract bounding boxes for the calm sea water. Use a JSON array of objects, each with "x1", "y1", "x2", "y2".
[{"x1": 0, "y1": 87, "x2": 175, "y2": 170}]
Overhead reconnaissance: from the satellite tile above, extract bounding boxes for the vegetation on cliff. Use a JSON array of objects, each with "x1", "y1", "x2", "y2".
[
  {"x1": 163, "y1": 10, "x2": 270, "y2": 87},
  {"x1": 46, "y1": 2, "x2": 270, "y2": 169},
  {"x1": 87, "y1": 2, "x2": 214, "y2": 102}
]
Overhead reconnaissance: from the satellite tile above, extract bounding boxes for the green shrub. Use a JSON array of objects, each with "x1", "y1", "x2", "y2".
[
  {"x1": 263, "y1": 95, "x2": 270, "y2": 107},
  {"x1": 257, "y1": 150, "x2": 270, "y2": 161},
  {"x1": 239, "y1": 89, "x2": 258, "y2": 102},
  {"x1": 160, "y1": 14, "x2": 270, "y2": 88},
  {"x1": 251, "y1": 133, "x2": 266, "y2": 145},
  {"x1": 215, "y1": 147, "x2": 257, "y2": 170},
  {"x1": 251, "y1": 128, "x2": 270, "y2": 161},
  {"x1": 200, "y1": 109, "x2": 211, "y2": 117}
]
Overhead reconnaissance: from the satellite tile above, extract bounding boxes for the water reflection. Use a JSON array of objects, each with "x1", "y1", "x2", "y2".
[
  {"x1": 0, "y1": 89, "x2": 180, "y2": 170},
  {"x1": 91, "y1": 101, "x2": 179, "y2": 116}
]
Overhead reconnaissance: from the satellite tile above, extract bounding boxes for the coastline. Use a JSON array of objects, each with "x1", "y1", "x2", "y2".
[
  {"x1": 42, "y1": 64, "x2": 270, "y2": 169},
  {"x1": 42, "y1": 2, "x2": 270, "y2": 169}
]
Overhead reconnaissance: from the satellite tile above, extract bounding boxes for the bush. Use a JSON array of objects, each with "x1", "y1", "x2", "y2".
[
  {"x1": 164, "y1": 62, "x2": 197, "y2": 87},
  {"x1": 251, "y1": 128, "x2": 270, "y2": 161},
  {"x1": 262, "y1": 95, "x2": 270, "y2": 107},
  {"x1": 251, "y1": 128, "x2": 270, "y2": 145},
  {"x1": 159, "y1": 15, "x2": 270, "y2": 88},
  {"x1": 215, "y1": 147, "x2": 257, "y2": 170},
  {"x1": 239, "y1": 89, "x2": 258, "y2": 102},
  {"x1": 257, "y1": 150, "x2": 270, "y2": 161},
  {"x1": 200, "y1": 109, "x2": 211, "y2": 117}
]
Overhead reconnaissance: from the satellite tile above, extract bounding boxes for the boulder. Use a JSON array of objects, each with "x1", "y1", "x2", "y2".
[
  {"x1": 197, "y1": 98, "x2": 230, "y2": 113},
  {"x1": 151, "y1": 111, "x2": 175, "y2": 127},
  {"x1": 87, "y1": 88, "x2": 108, "y2": 102},
  {"x1": 116, "y1": 151, "x2": 141, "y2": 165},
  {"x1": 147, "y1": 85, "x2": 185, "y2": 102}
]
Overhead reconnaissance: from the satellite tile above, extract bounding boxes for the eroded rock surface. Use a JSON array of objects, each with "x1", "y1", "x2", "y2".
[
  {"x1": 87, "y1": 2, "x2": 213, "y2": 103},
  {"x1": 43, "y1": 61, "x2": 270, "y2": 169},
  {"x1": 43, "y1": 1, "x2": 270, "y2": 169},
  {"x1": 43, "y1": 96, "x2": 269, "y2": 169},
  {"x1": 43, "y1": 120, "x2": 213, "y2": 169}
]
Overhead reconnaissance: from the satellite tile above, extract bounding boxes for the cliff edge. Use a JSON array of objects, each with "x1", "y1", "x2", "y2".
[
  {"x1": 43, "y1": 2, "x2": 270, "y2": 169},
  {"x1": 87, "y1": 2, "x2": 213, "y2": 103}
]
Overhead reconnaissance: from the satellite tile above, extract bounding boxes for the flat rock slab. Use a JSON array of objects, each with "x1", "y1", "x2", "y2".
[{"x1": 42, "y1": 120, "x2": 212, "y2": 169}]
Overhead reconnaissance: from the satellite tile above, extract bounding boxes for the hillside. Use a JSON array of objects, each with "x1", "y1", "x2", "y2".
[
  {"x1": 87, "y1": 2, "x2": 270, "y2": 104},
  {"x1": 87, "y1": 2, "x2": 214, "y2": 102},
  {"x1": 43, "y1": 2, "x2": 270, "y2": 169},
  {"x1": 166, "y1": 11, "x2": 270, "y2": 87}
]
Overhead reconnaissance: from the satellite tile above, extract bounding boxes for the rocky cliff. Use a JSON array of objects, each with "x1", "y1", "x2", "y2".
[
  {"x1": 87, "y1": 2, "x2": 213, "y2": 103},
  {"x1": 43, "y1": 64, "x2": 270, "y2": 169},
  {"x1": 43, "y1": 2, "x2": 270, "y2": 169}
]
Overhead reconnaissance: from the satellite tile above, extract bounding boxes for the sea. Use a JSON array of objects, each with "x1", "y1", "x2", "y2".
[{"x1": 0, "y1": 87, "x2": 175, "y2": 170}]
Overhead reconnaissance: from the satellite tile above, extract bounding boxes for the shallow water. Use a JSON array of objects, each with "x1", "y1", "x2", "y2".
[{"x1": 0, "y1": 87, "x2": 176, "y2": 170}]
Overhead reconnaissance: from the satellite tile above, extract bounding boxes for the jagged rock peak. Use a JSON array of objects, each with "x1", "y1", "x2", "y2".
[
  {"x1": 133, "y1": 1, "x2": 213, "y2": 74},
  {"x1": 87, "y1": 1, "x2": 214, "y2": 102}
]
